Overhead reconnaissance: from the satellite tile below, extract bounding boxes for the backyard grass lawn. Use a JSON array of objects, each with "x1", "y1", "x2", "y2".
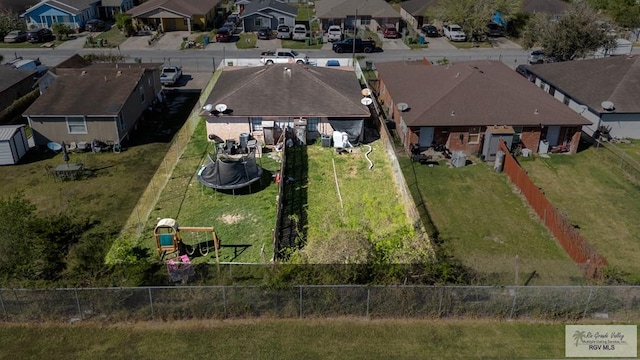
[
  {"x1": 0, "y1": 319, "x2": 569, "y2": 359},
  {"x1": 297, "y1": 142, "x2": 425, "y2": 263},
  {"x1": 520, "y1": 147, "x2": 640, "y2": 278},
  {"x1": 145, "y1": 121, "x2": 280, "y2": 264},
  {"x1": 611, "y1": 139, "x2": 640, "y2": 163},
  {"x1": 400, "y1": 156, "x2": 583, "y2": 285},
  {"x1": 0, "y1": 92, "x2": 196, "y2": 233},
  {"x1": 91, "y1": 26, "x2": 128, "y2": 47}
]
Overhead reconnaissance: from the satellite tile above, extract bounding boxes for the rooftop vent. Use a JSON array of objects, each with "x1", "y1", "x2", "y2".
[{"x1": 601, "y1": 101, "x2": 615, "y2": 111}]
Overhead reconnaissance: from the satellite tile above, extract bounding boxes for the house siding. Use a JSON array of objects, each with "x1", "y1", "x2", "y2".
[
  {"x1": 117, "y1": 69, "x2": 161, "y2": 143},
  {"x1": 29, "y1": 115, "x2": 118, "y2": 146},
  {"x1": 206, "y1": 116, "x2": 336, "y2": 145},
  {"x1": 24, "y1": 2, "x2": 99, "y2": 30}
]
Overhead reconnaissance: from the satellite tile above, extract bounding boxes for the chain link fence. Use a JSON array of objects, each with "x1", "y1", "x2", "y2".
[{"x1": 2, "y1": 285, "x2": 640, "y2": 322}]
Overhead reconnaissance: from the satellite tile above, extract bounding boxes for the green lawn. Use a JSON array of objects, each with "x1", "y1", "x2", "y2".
[
  {"x1": 0, "y1": 319, "x2": 573, "y2": 359},
  {"x1": 400, "y1": 154, "x2": 583, "y2": 285},
  {"x1": 520, "y1": 147, "x2": 640, "y2": 281},
  {"x1": 293, "y1": 142, "x2": 426, "y2": 263},
  {"x1": 449, "y1": 40, "x2": 493, "y2": 49},
  {"x1": 89, "y1": 26, "x2": 128, "y2": 48},
  {"x1": 144, "y1": 121, "x2": 280, "y2": 264}
]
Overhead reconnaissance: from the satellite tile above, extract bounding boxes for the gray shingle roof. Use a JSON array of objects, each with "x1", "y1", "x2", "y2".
[
  {"x1": 23, "y1": 66, "x2": 151, "y2": 116},
  {"x1": 315, "y1": 0, "x2": 399, "y2": 19},
  {"x1": 400, "y1": 0, "x2": 438, "y2": 16},
  {"x1": 241, "y1": 0, "x2": 297, "y2": 17},
  {"x1": 128, "y1": 0, "x2": 221, "y2": 17},
  {"x1": 524, "y1": 56, "x2": 640, "y2": 114},
  {"x1": 375, "y1": 60, "x2": 590, "y2": 127},
  {"x1": 204, "y1": 64, "x2": 370, "y2": 117}
]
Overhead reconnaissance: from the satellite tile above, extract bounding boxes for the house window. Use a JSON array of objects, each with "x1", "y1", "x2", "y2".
[
  {"x1": 307, "y1": 118, "x2": 319, "y2": 132},
  {"x1": 361, "y1": 17, "x2": 371, "y2": 25},
  {"x1": 66, "y1": 116, "x2": 87, "y2": 134},
  {"x1": 139, "y1": 86, "x2": 145, "y2": 103},
  {"x1": 468, "y1": 127, "x2": 480, "y2": 144},
  {"x1": 254, "y1": 18, "x2": 262, "y2": 27},
  {"x1": 251, "y1": 117, "x2": 263, "y2": 131},
  {"x1": 278, "y1": 17, "x2": 285, "y2": 25}
]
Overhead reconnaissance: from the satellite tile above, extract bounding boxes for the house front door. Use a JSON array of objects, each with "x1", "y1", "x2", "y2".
[
  {"x1": 546, "y1": 126, "x2": 561, "y2": 146},
  {"x1": 419, "y1": 127, "x2": 434, "y2": 148}
]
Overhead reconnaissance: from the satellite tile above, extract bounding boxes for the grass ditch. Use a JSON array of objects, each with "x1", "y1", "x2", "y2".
[{"x1": 0, "y1": 319, "x2": 573, "y2": 359}]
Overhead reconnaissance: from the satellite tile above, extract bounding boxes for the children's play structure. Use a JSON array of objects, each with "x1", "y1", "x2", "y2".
[{"x1": 154, "y1": 218, "x2": 220, "y2": 263}]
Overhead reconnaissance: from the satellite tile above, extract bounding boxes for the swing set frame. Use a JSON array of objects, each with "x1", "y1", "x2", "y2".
[{"x1": 154, "y1": 218, "x2": 220, "y2": 264}]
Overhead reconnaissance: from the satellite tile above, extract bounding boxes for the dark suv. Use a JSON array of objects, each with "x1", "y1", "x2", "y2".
[
  {"x1": 215, "y1": 27, "x2": 232, "y2": 42},
  {"x1": 26, "y1": 28, "x2": 54, "y2": 43}
]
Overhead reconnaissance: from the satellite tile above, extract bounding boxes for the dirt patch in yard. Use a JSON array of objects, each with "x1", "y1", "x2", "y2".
[{"x1": 219, "y1": 213, "x2": 244, "y2": 224}]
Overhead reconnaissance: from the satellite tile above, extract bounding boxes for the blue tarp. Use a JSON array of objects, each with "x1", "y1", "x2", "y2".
[{"x1": 492, "y1": 11, "x2": 507, "y2": 27}]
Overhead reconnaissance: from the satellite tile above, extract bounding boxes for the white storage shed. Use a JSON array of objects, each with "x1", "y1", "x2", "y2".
[{"x1": 0, "y1": 125, "x2": 29, "y2": 165}]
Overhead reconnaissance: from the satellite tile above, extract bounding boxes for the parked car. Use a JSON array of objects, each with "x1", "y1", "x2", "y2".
[
  {"x1": 486, "y1": 22, "x2": 503, "y2": 37},
  {"x1": 227, "y1": 12, "x2": 240, "y2": 27},
  {"x1": 26, "y1": 28, "x2": 54, "y2": 43},
  {"x1": 326, "y1": 25, "x2": 342, "y2": 42},
  {"x1": 4, "y1": 30, "x2": 27, "y2": 43},
  {"x1": 257, "y1": 27, "x2": 273, "y2": 40},
  {"x1": 443, "y1": 24, "x2": 466, "y2": 42},
  {"x1": 223, "y1": 21, "x2": 237, "y2": 33},
  {"x1": 292, "y1": 24, "x2": 307, "y2": 41},
  {"x1": 160, "y1": 66, "x2": 182, "y2": 86},
  {"x1": 332, "y1": 37, "x2": 376, "y2": 53},
  {"x1": 85, "y1": 19, "x2": 106, "y2": 32},
  {"x1": 277, "y1": 25, "x2": 292, "y2": 39},
  {"x1": 421, "y1": 25, "x2": 439, "y2": 38},
  {"x1": 382, "y1": 23, "x2": 399, "y2": 39},
  {"x1": 260, "y1": 48, "x2": 307, "y2": 65},
  {"x1": 528, "y1": 50, "x2": 547, "y2": 64},
  {"x1": 216, "y1": 27, "x2": 232, "y2": 42}
]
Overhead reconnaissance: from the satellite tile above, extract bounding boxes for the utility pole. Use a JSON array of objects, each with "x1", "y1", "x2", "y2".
[{"x1": 352, "y1": 7, "x2": 357, "y2": 61}]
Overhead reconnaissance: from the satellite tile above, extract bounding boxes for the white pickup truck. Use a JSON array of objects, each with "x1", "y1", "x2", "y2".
[
  {"x1": 160, "y1": 66, "x2": 182, "y2": 86},
  {"x1": 260, "y1": 48, "x2": 308, "y2": 65},
  {"x1": 443, "y1": 24, "x2": 466, "y2": 42}
]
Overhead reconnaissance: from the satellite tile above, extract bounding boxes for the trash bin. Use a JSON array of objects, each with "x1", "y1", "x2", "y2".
[
  {"x1": 317, "y1": 36, "x2": 323, "y2": 44},
  {"x1": 204, "y1": 36, "x2": 209, "y2": 45},
  {"x1": 321, "y1": 135, "x2": 331, "y2": 147},
  {"x1": 419, "y1": 36, "x2": 425, "y2": 45},
  {"x1": 96, "y1": 38, "x2": 103, "y2": 47},
  {"x1": 239, "y1": 133, "x2": 250, "y2": 151},
  {"x1": 365, "y1": 61, "x2": 373, "y2": 71}
]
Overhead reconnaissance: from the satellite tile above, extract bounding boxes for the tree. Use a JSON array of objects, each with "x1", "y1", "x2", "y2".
[
  {"x1": 115, "y1": 12, "x2": 135, "y2": 37},
  {"x1": 428, "y1": 0, "x2": 522, "y2": 40},
  {"x1": 0, "y1": 9, "x2": 26, "y2": 40},
  {"x1": 51, "y1": 22, "x2": 73, "y2": 41},
  {"x1": 523, "y1": 1, "x2": 616, "y2": 61},
  {"x1": 587, "y1": 0, "x2": 640, "y2": 29}
]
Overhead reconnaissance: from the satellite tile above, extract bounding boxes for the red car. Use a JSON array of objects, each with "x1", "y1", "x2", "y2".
[
  {"x1": 382, "y1": 24, "x2": 398, "y2": 39},
  {"x1": 216, "y1": 27, "x2": 232, "y2": 42}
]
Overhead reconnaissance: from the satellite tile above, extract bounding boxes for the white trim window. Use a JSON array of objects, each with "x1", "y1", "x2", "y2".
[
  {"x1": 66, "y1": 116, "x2": 87, "y2": 134},
  {"x1": 468, "y1": 127, "x2": 480, "y2": 144},
  {"x1": 254, "y1": 18, "x2": 262, "y2": 27},
  {"x1": 251, "y1": 117, "x2": 263, "y2": 131}
]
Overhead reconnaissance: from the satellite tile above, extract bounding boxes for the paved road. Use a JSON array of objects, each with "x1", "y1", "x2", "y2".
[{"x1": 3, "y1": 41, "x2": 638, "y2": 72}]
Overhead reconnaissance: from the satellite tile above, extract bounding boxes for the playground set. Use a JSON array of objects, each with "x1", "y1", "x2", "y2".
[{"x1": 154, "y1": 218, "x2": 220, "y2": 261}]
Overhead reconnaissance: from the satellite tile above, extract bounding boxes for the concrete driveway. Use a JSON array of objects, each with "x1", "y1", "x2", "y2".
[
  {"x1": 120, "y1": 31, "x2": 189, "y2": 51},
  {"x1": 489, "y1": 37, "x2": 522, "y2": 50},
  {"x1": 424, "y1": 36, "x2": 456, "y2": 50}
]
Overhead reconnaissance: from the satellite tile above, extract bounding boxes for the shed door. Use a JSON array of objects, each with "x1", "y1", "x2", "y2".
[
  {"x1": 546, "y1": 126, "x2": 561, "y2": 146},
  {"x1": 419, "y1": 127, "x2": 434, "y2": 148}
]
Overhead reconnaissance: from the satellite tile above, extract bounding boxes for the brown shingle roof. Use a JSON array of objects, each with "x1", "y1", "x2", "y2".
[
  {"x1": 375, "y1": 60, "x2": 590, "y2": 127},
  {"x1": 23, "y1": 67, "x2": 148, "y2": 117},
  {"x1": 203, "y1": 64, "x2": 370, "y2": 118},
  {"x1": 315, "y1": 0, "x2": 399, "y2": 19},
  {"x1": 128, "y1": 0, "x2": 221, "y2": 17},
  {"x1": 400, "y1": 0, "x2": 438, "y2": 16},
  {"x1": 525, "y1": 56, "x2": 640, "y2": 114}
]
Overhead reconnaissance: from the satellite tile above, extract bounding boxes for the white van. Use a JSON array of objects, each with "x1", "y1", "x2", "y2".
[
  {"x1": 292, "y1": 24, "x2": 307, "y2": 41},
  {"x1": 327, "y1": 25, "x2": 342, "y2": 42}
]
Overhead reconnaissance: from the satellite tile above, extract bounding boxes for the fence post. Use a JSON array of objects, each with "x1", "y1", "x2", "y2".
[
  {"x1": 438, "y1": 287, "x2": 444, "y2": 317},
  {"x1": 509, "y1": 288, "x2": 517, "y2": 319},
  {"x1": 74, "y1": 288, "x2": 82, "y2": 320},
  {"x1": 299, "y1": 286, "x2": 303, "y2": 318},
  {"x1": 366, "y1": 288, "x2": 370, "y2": 318},
  {"x1": 0, "y1": 290, "x2": 7, "y2": 320},
  {"x1": 148, "y1": 288, "x2": 155, "y2": 319},
  {"x1": 583, "y1": 287, "x2": 594, "y2": 319},
  {"x1": 222, "y1": 287, "x2": 227, "y2": 319}
]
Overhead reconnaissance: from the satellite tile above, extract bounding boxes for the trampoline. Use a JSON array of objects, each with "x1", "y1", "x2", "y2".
[{"x1": 197, "y1": 150, "x2": 263, "y2": 191}]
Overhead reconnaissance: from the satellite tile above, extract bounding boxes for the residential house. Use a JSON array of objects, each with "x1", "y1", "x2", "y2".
[
  {"x1": 375, "y1": 60, "x2": 589, "y2": 157},
  {"x1": 315, "y1": 0, "x2": 400, "y2": 33},
  {"x1": 524, "y1": 56, "x2": 640, "y2": 139},
  {"x1": 22, "y1": 0, "x2": 101, "y2": 31},
  {"x1": 127, "y1": 0, "x2": 221, "y2": 32},
  {"x1": 200, "y1": 64, "x2": 371, "y2": 146},
  {"x1": 522, "y1": 0, "x2": 568, "y2": 17},
  {"x1": 0, "y1": 67, "x2": 37, "y2": 120},
  {"x1": 399, "y1": 0, "x2": 438, "y2": 30},
  {"x1": 239, "y1": 0, "x2": 297, "y2": 32},
  {"x1": 23, "y1": 63, "x2": 163, "y2": 148},
  {"x1": 99, "y1": 0, "x2": 134, "y2": 19}
]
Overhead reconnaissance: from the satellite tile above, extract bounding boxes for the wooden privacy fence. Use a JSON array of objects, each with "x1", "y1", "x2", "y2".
[{"x1": 498, "y1": 141, "x2": 607, "y2": 278}]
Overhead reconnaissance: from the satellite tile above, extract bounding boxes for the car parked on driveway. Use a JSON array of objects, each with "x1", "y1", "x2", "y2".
[
  {"x1": 382, "y1": 23, "x2": 399, "y2": 39},
  {"x1": 4, "y1": 30, "x2": 27, "y2": 43},
  {"x1": 85, "y1": 19, "x2": 106, "y2": 32},
  {"x1": 216, "y1": 27, "x2": 232, "y2": 42},
  {"x1": 26, "y1": 28, "x2": 54, "y2": 43},
  {"x1": 527, "y1": 50, "x2": 557, "y2": 64},
  {"x1": 277, "y1": 25, "x2": 291, "y2": 39},
  {"x1": 326, "y1": 25, "x2": 342, "y2": 42},
  {"x1": 421, "y1": 25, "x2": 439, "y2": 37},
  {"x1": 257, "y1": 27, "x2": 273, "y2": 40},
  {"x1": 443, "y1": 24, "x2": 466, "y2": 42}
]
